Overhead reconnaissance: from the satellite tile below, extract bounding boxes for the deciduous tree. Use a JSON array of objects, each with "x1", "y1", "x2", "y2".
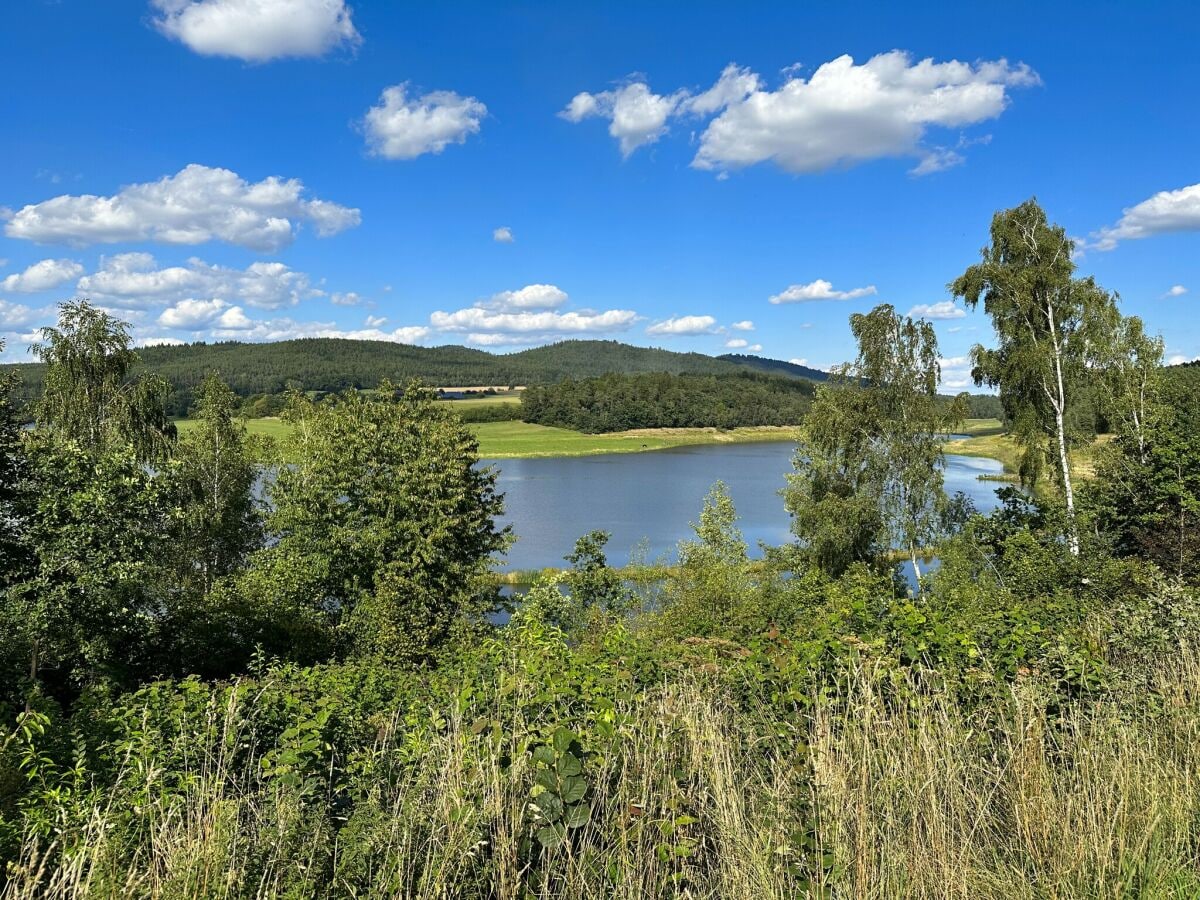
[
  {"x1": 951, "y1": 199, "x2": 1119, "y2": 555},
  {"x1": 784, "y1": 371, "x2": 886, "y2": 578},
  {"x1": 786, "y1": 305, "x2": 964, "y2": 583},
  {"x1": 849, "y1": 304, "x2": 967, "y2": 583},
  {"x1": 32, "y1": 300, "x2": 175, "y2": 461},
  {"x1": 166, "y1": 373, "x2": 262, "y2": 596},
  {"x1": 255, "y1": 381, "x2": 508, "y2": 661},
  {"x1": 0, "y1": 341, "x2": 31, "y2": 586}
]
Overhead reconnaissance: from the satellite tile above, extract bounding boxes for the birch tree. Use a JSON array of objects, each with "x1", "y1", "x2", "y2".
[
  {"x1": 786, "y1": 304, "x2": 964, "y2": 583},
  {"x1": 32, "y1": 300, "x2": 175, "y2": 461},
  {"x1": 849, "y1": 304, "x2": 967, "y2": 583},
  {"x1": 950, "y1": 199, "x2": 1117, "y2": 556},
  {"x1": 167, "y1": 373, "x2": 262, "y2": 596},
  {"x1": 1089, "y1": 312, "x2": 1163, "y2": 465}
]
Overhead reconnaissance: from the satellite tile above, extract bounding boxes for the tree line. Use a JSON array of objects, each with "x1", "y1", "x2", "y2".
[
  {"x1": 520, "y1": 370, "x2": 817, "y2": 432},
  {"x1": 0, "y1": 337, "x2": 805, "y2": 418}
]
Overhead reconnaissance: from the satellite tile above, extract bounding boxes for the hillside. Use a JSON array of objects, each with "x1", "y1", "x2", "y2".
[
  {"x1": 512, "y1": 340, "x2": 744, "y2": 378},
  {"x1": 1, "y1": 338, "x2": 824, "y2": 415},
  {"x1": 717, "y1": 353, "x2": 830, "y2": 382}
]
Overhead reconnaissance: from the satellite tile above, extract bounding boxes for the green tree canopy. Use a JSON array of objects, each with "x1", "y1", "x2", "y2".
[
  {"x1": 166, "y1": 373, "x2": 263, "y2": 597},
  {"x1": 0, "y1": 341, "x2": 31, "y2": 588},
  {"x1": 786, "y1": 304, "x2": 965, "y2": 582},
  {"x1": 31, "y1": 300, "x2": 175, "y2": 461},
  {"x1": 252, "y1": 381, "x2": 508, "y2": 661},
  {"x1": 950, "y1": 199, "x2": 1120, "y2": 554}
]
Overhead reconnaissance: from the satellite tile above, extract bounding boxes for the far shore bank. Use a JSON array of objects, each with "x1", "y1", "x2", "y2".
[{"x1": 174, "y1": 416, "x2": 1016, "y2": 462}]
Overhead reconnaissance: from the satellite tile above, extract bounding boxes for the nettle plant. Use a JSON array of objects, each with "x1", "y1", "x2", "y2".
[{"x1": 528, "y1": 726, "x2": 592, "y2": 848}]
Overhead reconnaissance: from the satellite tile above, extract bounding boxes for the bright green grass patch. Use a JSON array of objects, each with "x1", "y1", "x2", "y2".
[
  {"x1": 177, "y1": 416, "x2": 1008, "y2": 463},
  {"x1": 955, "y1": 417, "x2": 1005, "y2": 437},
  {"x1": 437, "y1": 393, "x2": 521, "y2": 409},
  {"x1": 944, "y1": 431, "x2": 1024, "y2": 476},
  {"x1": 943, "y1": 422, "x2": 1107, "y2": 482},
  {"x1": 172, "y1": 417, "x2": 798, "y2": 459},
  {"x1": 175, "y1": 417, "x2": 292, "y2": 442},
  {"x1": 471, "y1": 421, "x2": 800, "y2": 458}
]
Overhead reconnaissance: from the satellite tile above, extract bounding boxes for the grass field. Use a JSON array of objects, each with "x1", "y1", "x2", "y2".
[
  {"x1": 440, "y1": 394, "x2": 521, "y2": 409},
  {"x1": 175, "y1": 417, "x2": 292, "y2": 442},
  {"x1": 173, "y1": 417, "x2": 801, "y2": 458},
  {"x1": 954, "y1": 417, "x2": 1006, "y2": 437},
  {"x1": 944, "y1": 422, "x2": 1109, "y2": 481},
  {"x1": 174, "y1": 416, "x2": 1024, "y2": 461},
  {"x1": 472, "y1": 422, "x2": 801, "y2": 458}
]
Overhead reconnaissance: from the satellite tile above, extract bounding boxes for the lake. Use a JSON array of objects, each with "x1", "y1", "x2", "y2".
[{"x1": 485, "y1": 439, "x2": 1006, "y2": 573}]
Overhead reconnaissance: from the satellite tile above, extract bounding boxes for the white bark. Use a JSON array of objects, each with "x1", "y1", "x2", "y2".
[{"x1": 1046, "y1": 302, "x2": 1079, "y2": 556}]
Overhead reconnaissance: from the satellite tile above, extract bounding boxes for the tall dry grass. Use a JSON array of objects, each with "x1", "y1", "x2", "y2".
[{"x1": 4, "y1": 653, "x2": 1199, "y2": 898}]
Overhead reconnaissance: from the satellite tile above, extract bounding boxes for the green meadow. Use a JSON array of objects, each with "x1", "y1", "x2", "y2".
[{"x1": 175, "y1": 415, "x2": 1018, "y2": 461}]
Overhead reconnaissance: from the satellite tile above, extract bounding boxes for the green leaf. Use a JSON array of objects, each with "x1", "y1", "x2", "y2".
[
  {"x1": 534, "y1": 792, "x2": 564, "y2": 820},
  {"x1": 560, "y1": 775, "x2": 586, "y2": 804},
  {"x1": 532, "y1": 745, "x2": 555, "y2": 767},
  {"x1": 534, "y1": 769, "x2": 558, "y2": 794},
  {"x1": 552, "y1": 727, "x2": 577, "y2": 753},
  {"x1": 536, "y1": 823, "x2": 566, "y2": 848},
  {"x1": 565, "y1": 802, "x2": 592, "y2": 829},
  {"x1": 555, "y1": 752, "x2": 582, "y2": 777}
]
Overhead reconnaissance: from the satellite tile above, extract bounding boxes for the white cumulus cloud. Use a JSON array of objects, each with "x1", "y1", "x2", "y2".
[
  {"x1": 432, "y1": 307, "x2": 637, "y2": 336},
  {"x1": 907, "y1": 300, "x2": 965, "y2": 320},
  {"x1": 151, "y1": 0, "x2": 360, "y2": 62},
  {"x1": 769, "y1": 279, "x2": 877, "y2": 304},
  {"x1": 4, "y1": 164, "x2": 359, "y2": 251},
  {"x1": 1165, "y1": 285, "x2": 1188, "y2": 297},
  {"x1": 1, "y1": 258, "x2": 84, "y2": 293},
  {"x1": 363, "y1": 85, "x2": 487, "y2": 160},
  {"x1": 138, "y1": 336, "x2": 187, "y2": 347},
  {"x1": 493, "y1": 226, "x2": 514, "y2": 243},
  {"x1": 694, "y1": 52, "x2": 1038, "y2": 175},
  {"x1": 1091, "y1": 183, "x2": 1200, "y2": 251},
  {"x1": 158, "y1": 298, "x2": 239, "y2": 329},
  {"x1": 330, "y1": 291, "x2": 362, "y2": 306},
  {"x1": 685, "y1": 64, "x2": 762, "y2": 116},
  {"x1": 938, "y1": 355, "x2": 975, "y2": 390},
  {"x1": 724, "y1": 337, "x2": 762, "y2": 351},
  {"x1": 426, "y1": 283, "x2": 635, "y2": 346},
  {"x1": 364, "y1": 314, "x2": 387, "y2": 328},
  {"x1": 646, "y1": 315, "x2": 718, "y2": 336},
  {"x1": 565, "y1": 53, "x2": 1036, "y2": 174},
  {"x1": 485, "y1": 283, "x2": 568, "y2": 310},
  {"x1": 789, "y1": 358, "x2": 808, "y2": 366},
  {"x1": 201, "y1": 315, "x2": 430, "y2": 344},
  {"x1": 0, "y1": 300, "x2": 43, "y2": 329},
  {"x1": 1167, "y1": 353, "x2": 1199, "y2": 366},
  {"x1": 560, "y1": 81, "x2": 688, "y2": 156},
  {"x1": 77, "y1": 253, "x2": 325, "y2": 310},
  {"x1": 729, "y1": 319, "x2": 755, "y2": 331}
]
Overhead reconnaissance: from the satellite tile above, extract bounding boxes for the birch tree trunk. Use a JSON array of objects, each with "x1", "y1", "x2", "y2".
[{"x1": 1047, "y1": 303, "x2": 1079, "y2": 555}]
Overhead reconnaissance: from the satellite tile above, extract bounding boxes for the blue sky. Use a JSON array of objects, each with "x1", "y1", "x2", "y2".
[{"x1": 1, "y1": 0, "x2": 1198, "y2": 387}]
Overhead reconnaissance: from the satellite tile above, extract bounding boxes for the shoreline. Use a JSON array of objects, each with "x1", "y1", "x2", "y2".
[
  {"x1": 474, "y1": 423, "x2": 802, "y2": 459},
  {"x1": 176, "y1": 416, "x2": 1012, "y2": 463}
]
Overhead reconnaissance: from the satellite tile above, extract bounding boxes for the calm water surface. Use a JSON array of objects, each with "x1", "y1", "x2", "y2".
[{"x1": 485, "y1": 440, "x2": 1005, "y2": 572}]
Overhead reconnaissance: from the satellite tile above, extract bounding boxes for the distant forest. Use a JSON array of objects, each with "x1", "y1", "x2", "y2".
[
  {"x1": 2, "y1": 335, "x2": 1020, "y2": 422},
  {"x1": 1, "y1": 338, "x2": 801, "y2": 416},
  {"x1": 520, "y1": 370, "x2": 817, "y2": 432}
]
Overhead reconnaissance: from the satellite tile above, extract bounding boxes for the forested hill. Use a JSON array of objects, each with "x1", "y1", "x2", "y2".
[
  {"x1": 1, "y1": 338, "x2": 825, "y2": 414},
  {"x1": 717, "y1": 353, "x2": 830, "y2": 382}
]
